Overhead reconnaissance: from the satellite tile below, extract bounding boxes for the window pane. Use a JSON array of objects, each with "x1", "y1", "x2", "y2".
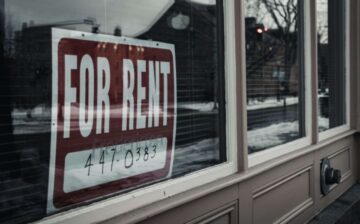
[
  {"x1": 317, "y1": 0, "x2": 346, "y2": 132},
  {"x1": 245, "y1": 0, "x2": 305, "y2": 153},
  {"x1": 0, "y1": 0, "x2": 226, "y2": 222}
]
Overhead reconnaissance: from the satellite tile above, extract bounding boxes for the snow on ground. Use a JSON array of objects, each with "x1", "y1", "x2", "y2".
[
  {"x1": 12, "y1": 105, "x2": 51, "y2": 119},
  {"x1": 177, "y1": 102, "x2": 216, "y2": 112},
  {"x1": 12, "y1": 119, "x2": 51, "y2": 135},
  {"x1": 173, "y1": 138, "x2": 219, "y2": 176},
  {"x1": 10, "y1": 102, "x2": 331, "y2": 155},
  {"x1": 248, "y1": 116, "x2": 330, "y2": 151},
  {"x1": 247, "y1": 97, "x2": 299, "y2": 111},
  {"x1": 12, "y1": 105, "x2": 51, "y2": 135},
  {"x1": 248, "y1": 121, "x2": 299, "y2": 150},
  {"x1": 318, "y1": 116, "x2": 329, "y2": 131},
  {"x1": 179, "y1": 96, "x2": 325, "y2": 112}
]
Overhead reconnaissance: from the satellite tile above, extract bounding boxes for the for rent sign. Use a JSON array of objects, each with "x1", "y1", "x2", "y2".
[{"x1": 48, "y1": 28, "x2": 176, "y2": 211}]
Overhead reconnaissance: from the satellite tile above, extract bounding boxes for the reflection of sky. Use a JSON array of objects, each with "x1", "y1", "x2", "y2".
[
  {"x1": 317, "y1": 0, "x2": 328, "y2": 44},
  {"x1": 245, "y1": 0, "x2": 329, "y2": 43},
  {"x1": 245, "y1": 0, "x2": 298, "y2": 32},
  {"x1": 5, "y1": 0, "x2": 174, "y2": 37}
]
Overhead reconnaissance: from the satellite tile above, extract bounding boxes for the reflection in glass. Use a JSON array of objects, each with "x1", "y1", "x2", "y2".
[
  {"x1": 317, "y1": 0, "x2": 346, "y2": 132},
  {"x1": 0, "y1": 0, "x2": 226, "y2": 222},
  {"x1": 245, "y1": 0, "x2": 305, "y2": 153}
]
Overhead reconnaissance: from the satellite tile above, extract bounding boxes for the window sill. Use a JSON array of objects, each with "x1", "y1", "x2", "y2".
[
  {"x1": 248, "y1": 137, "x2": 312, "y2": 167},
  {"x1": 35, "y1": 161, "x2": 237, "y2": 224},
  {"x1": 248, "y1": 125, "x2": 353, "y2": 168},
  {"x1": 319, "y1": 124, "x2": 351, "y2": 142}
]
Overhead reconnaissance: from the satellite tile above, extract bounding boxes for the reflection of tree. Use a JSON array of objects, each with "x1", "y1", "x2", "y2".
[
  {"x1": 317, "y1": 0, "x2": 328, "y2": 44},
  {"x1": 246, "y1": 0, "x2": 299, "y2": 98},
  {"x1": 261, "y1": 0, "x2": 297, "y2": 34},
  {"x1": 246, "y1": 0, "x2": 304, "y2": 144},
  {"x1": 246, "y1": 0, "x2": 262, "y2": 21},
  {"x1": 261, "y1": 0, "x2": 298, "y2": 72},
  {"x1": 317, "y1": 22, "x2": 328, "y2": 44},
  {"x1": 258, "y1": 0, "x2": 299, "y2": 97}
]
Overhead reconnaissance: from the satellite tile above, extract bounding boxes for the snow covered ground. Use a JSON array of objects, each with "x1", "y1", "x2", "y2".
[
  {"x1": 318, "y1": 116, "x2": 330, "y2": 131},
  {"x1": 247, "y1": 96, "x2": 299, "y2": 111},
  {"x1": 246, "y1": 96, "x2": 331, "y2": 151},
  {"x1": 10, "y1": 99, "x2": 331, "y2": 154},
  {"x1": 12, "y1": 105, "x2": 51, "y2": 135},
  {"x1": 177, "y1": 102, "x2": 216, "y2": 112},
  {"x1": 173, "y1": 138, "x2": 220, "y2": 176},
  {"x1": 248, "y1": 116, "x2": 330, "y2": 151},
  {"x1": 248, "y1": 121, "x2": 299, "y2": 151},
  {"x1": 10, "y1": 102, "x2": 218, "y2": 135}
]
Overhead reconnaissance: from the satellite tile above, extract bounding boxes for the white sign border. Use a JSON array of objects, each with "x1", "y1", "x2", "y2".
[{"x1": 47, "y1": 28, "x2": 177, "y2": 213}]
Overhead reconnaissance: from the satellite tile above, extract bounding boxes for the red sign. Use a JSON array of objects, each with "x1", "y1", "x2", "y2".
[{"x1": 48, "y1": 28, "x2": 176, "y2": 211}]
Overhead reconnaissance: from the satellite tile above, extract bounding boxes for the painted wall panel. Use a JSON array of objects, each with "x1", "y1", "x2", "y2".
[
  {"x1": 329, "y1": 148, "x2": 352, "y2": 180},
  {"x1": 252, "y1": 167, "x2": 313, "y2": 224}
]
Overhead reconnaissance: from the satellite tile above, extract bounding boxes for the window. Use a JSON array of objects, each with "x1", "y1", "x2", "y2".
[
  {"x1": 317, "y1": 0, "x2": 347, "y2": 132},
  {"x1": 245, "y1": 0, "x2": 305, "y2": 153},
  {"x1": 0, "y1": 0, "x2": 231, "y2": 223}
]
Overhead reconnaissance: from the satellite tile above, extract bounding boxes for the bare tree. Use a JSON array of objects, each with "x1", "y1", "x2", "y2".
[
  {"x1": 260, "y1": 0, "x2": 299, "y2": 95},
  {"x1": 262, "y1": 0, "x2": 298, "y2": 61},
  {"x1": 261, "y1": 0, "x2": 297, "y2": 34},
  {"x1": 246, "y1": 0, "x2": 263, "y2": 21}
]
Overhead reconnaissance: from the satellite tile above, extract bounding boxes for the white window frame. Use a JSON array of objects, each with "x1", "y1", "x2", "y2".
[
  {"x1": 36, "y1": 1, "x2": 238, "y2": 223},
  {"x1": 248, "y1": 0, "x2": 313, "y2": 167},
  {"x1": 318, "y1": 0, "x2": 351, "y2": 141}
]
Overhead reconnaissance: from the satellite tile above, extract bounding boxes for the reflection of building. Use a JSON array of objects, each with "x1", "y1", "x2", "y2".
[
  {"x1": 246, "y1": 19, "x2": 300, "y2": 99},
  {"x1": 12, "y1": 19, "x2": 99, "y2": 109},
  {"x1": 318, "y1": 43, "x2": 329, "y2": 92},
  {"x1": 13, "y1": 25, "x2": 52, "y2": 108},
  {"x1": 0, "y1": 0, "x2": 3, "y2": 49},
  {"x1": 140, "y1": 1, "x2": 223, "y2": 155}
]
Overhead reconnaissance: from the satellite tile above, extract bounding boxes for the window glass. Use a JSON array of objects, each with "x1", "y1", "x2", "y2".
[
  {"x1": 245, "y1": 0, "x2": 305, "y2": 153},
  {"x1": 0, "y1": 0, "x2": 226, "y2": 222},
  {"x1": 317, "y1": 0, "x2": 346, "y2": 132}
]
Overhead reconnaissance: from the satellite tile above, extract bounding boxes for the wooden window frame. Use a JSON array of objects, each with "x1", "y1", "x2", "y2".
[{"x1": 35, "y1": 1, "x2": 238, "y2": 223}]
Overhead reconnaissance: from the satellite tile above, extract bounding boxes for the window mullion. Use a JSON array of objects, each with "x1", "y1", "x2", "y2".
[
  {"x1": 234, "y1": 0, "x2": 248, "y2": 171},
  {"x1": 309, "y1": 0, "x2": 319, "y2": 144}
]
